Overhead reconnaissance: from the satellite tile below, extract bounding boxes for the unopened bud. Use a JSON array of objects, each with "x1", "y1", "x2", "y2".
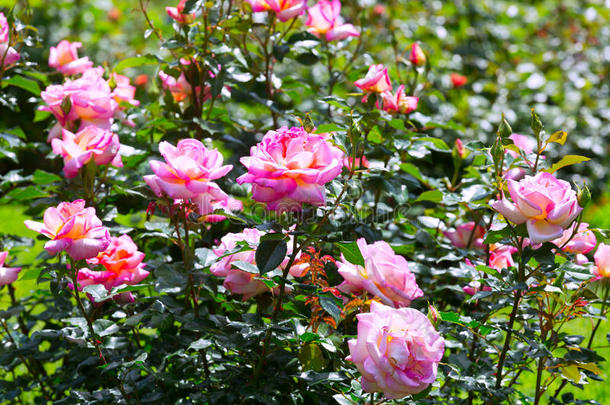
[
  {"x1": 409, "y1": 43, "x2": 426, "y2": 67},
  {"x1": 427, "y1": 304, "x2": 440, "y2": 325},
  {"x1": 303, "y1": 113, "x2": 315, "y2": 133},
  {"x1": 497, "y1": 114, "x2": 512, "y2": 139},
  {"x1": 577, "y1": 184, "x2": 591, "y2": 208},
  {"x1": 530, "y1": 108, "x2": 543, "y2": 137},
  {"x1": 453, "y1": 138, "x2": 466, "y2": 159}
]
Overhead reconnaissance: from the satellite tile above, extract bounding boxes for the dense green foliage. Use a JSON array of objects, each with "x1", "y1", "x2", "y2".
[{"x1": 0, "y1": 0, "x2": 609, "y2": 404}]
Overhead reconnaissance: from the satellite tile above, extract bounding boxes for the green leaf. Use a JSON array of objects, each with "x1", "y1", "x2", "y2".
[
  {"x1": 188, "y1": 338, "x2": 212, "y2": 350},
  {"x1": 255, "y1": 237, "x2": 287, "y2": 274},
  {"x1": 399, "y1": 163, "x2": 424, "y2": 182},
  {"x1": 232, "y1": 260, "x2": 259, "y2": 274},
  {"x1": 31, "y1": 169, "x2": 62, "y2": 185},
  {"x1": 93, "y1": 319, "x2": 119, "y2": 337},
  {"x1": 83, "y1": 284, "x2": 109, "y2": 302},
  {"x1": 368, "y1": 126, "x2": 383, "y2": 143},
  {"x1": 298, "y1": 343, "x2": 327, "y2": 372},
  {"x1": 336, "y1": 241, "x2": 364, "y2": 266},
  {"x1": 319, "y1": 296, "x2": 342, "y2": 323},
  {"x1": 440, "y1": 311, "x2": 461, "y2": 324},
  {"x1": 114, "y1": 54, "x2": 160, "y2": 72},
  {"x1": 2, "y1": 186, "x2": 50, "y2": 202},
  {"x1": 546, "y1": 155, "x2": 590, "y2": 174},
  {"x1": 483, "y1": 229, "x2": 510, "y2": 244},
  {"x1": 547, "y1": 130, "x2": 568, "y2": 145},
  {"x1": 415, "y1": 189, "x2": 442, "y2": 202},
  {"x1": 561, "y1": 364, "x2": 581, "y2": 383},
  {"x1": 1, "y1": 75, "x2": 40, "y2": 95}
]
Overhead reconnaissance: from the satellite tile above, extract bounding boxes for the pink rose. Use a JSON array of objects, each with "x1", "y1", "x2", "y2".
[
  {"x1": 210, "y1": 228, "x2": 306, "y2": 300},
  {"x1": 246, "y1": 0, "x2": 306, "y2": 22},
  {"x1": 591, "y1": 243, "x2": 610, "y2": 280},
  {"x1": 489, "y1": 243, "x2": 516, "y2": 270},
  {"x1": 166, "y1": 0, "x2": 196, "y2": 24},
  {"x1": 24, "y1": 200, "x2": 110, "y2": 261},
  {"x1": 463, "y1": 281, "x2": 492, "y2": 296},
  {"x1": 504, "y1": 134, "x2": 537, "y2": 180},
  {"x1": 0, "y1": 12, "x2": 8, "y2": 43},
  {"x1": 76, "y1": 234, "x2": 149, "y2": 302},
  {"x1": 409, "y1": 43, "x2": 426, "y2": 66},
  {"x1": 354, "y1": 64, "x2": 392, "y2": 93},
  {"x1": 443, "y1": 222, "x2": 485, "y2": 249},
  {"x1": 552, "y1": 222, "x2": 596, "y2": 255},
  {"x1": 51, "y1": 126, "x2": 122, "y2": 178},
  {"x1": 337, "y1": 238, "x2": 423, "y2": 307},
  {"x1": 491, "y1": 172, "x2": 582, "y2": 243},
  {"x1": 237, "y1": 126, "x2": 344, "y2": 211},
  {"x1": 380, "y1": 85, "x2": 418, "y2": 114},
  {"x1": 109, "y1": 73, "x2": 140, "y2": 107},
  {"x1": 305, "y1": 0, "x2": 360, "y2": 41},
  {"x1": 0, "y1": 251, "x2": 21, "y2": 286},
  {"x1": 344, "y1": 155, "x2": 369, "y2": 170},
  {"x1": 0, "y1": 43, "x2": 20, "y2": 68},
  {"x1": 48, "y1": 40, "x2": 93, "y2": 76},
  {"x1": 347, "y1": 301, "x2": 445, "y2": 398},
  {"x1": 198, "y1": 196, "x2": 243, "y2": 223},
  {"x1": 40, "y1": 67, "x2": 118, "y2": 133},
  {"x1": 144, "y1": 139, "x2": 232, "y2": 208}
]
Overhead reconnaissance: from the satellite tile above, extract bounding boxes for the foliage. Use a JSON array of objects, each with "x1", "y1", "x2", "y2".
[{"x1": 0, "y1": 0, "x2": 609, "y2": 404}]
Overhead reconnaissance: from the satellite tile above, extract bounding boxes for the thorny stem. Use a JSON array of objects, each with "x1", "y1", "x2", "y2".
[{"x1": 494, "y1": 237, "x2": 525, "y2": 392}]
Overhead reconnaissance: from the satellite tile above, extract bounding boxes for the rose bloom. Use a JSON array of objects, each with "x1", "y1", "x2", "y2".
[
  {"x1": 354, "y1": 64, "x2": 392, "y2": 93},
  {"x1": 48, "y1": 40, "x2": 93, "y2": 76},
  {"x1": 306, "y1": 0, "x2": 360, "y2": 41},
  {"x1": 246, "y1": 0, "x2": 307, "y2": 22},
  {"x1": 337, "y1": 238, "x2": 423, "y2": 308},
  {"x1": 0, "y1": 12, "x2": 8, "y2": 43},
  {"x1": 40, "y1": 67, "x2": 118, "y2": 133},
  {"x1": 0, "y1": 43, "x2": 20, "y2": 68},
  {"x1": 450, "y1": 73, "x2": 467, "y2": 87},
  {"x1": 552, "y1": 222, "x2": 596, "y2": 255},
  {"x1": 409, "y1": 43, "x2": 426, "y2": 66},
  {"x1": 344, "y1": 155, "x2": 370, "y2": 170},
  {"x1": 491, "y1": 172, "x2": 582, "y2": 243},
  {"x1": 347, "y1": 301, "x2": 445, "y2": 398},
  {"x1": 109, "y1": 73, "x2": 140, "y2": 107},
  {"x1": 489, "y1": 243, "x2": 516, "y2": 270},
  {"x1": 51, "y1": 126, "x2": 122, "y2": 178},
  {"x1": 166, "y1": 0, "x2": 196, "y2": 24},
  {"x1": 504, "y1": 134, "x2": 537, "y2": 180},
  {"x1": 25, "y1": 200, "x2": 110, "y2": 261},
  {"x1": 210, "y1": 228, "x2": 307, "y2": 300},
  {"x1": 199, "y1": 196, "x2": 243, "y2": 223},
  {"x1": 591, "y1": 243, "x2": 610, "y2": 280},
  {"x1": 144, "y1": 139, "x2": 232, "y2": 207},
  {"x1": 76, "y1": 234, "x2": 149, "y2": 303},
  {"x1": 443, "y1": 222, "x2": 485, "y2": 249},
  {"x1": 237, "y1": 126, "x2": 344, "y2": 211},
  {"x1": 0, "y1": 251, "x2": 21, "y2": 286},
  {"x1": 380, "y1": 85, "x2": 418, "y2": 114},
  {"x1": 463, "y1": 281, "x2": 491, "y2": 296}
]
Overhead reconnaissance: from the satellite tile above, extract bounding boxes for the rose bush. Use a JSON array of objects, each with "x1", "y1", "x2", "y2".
[{"x1": 0, "y1": 1, "x2": 609, "y2": 404}]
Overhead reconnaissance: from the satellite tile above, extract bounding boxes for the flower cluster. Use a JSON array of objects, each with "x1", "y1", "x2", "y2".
[
  {"x1": 237, "y1": 126, "x2": 344, "y2": 212},
  {"x1": 354, "y1": 64, "x2": 419, "y2": 114},
  {"x1": 41, "y1": 43, "x2": 139, "y2": 179}
]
